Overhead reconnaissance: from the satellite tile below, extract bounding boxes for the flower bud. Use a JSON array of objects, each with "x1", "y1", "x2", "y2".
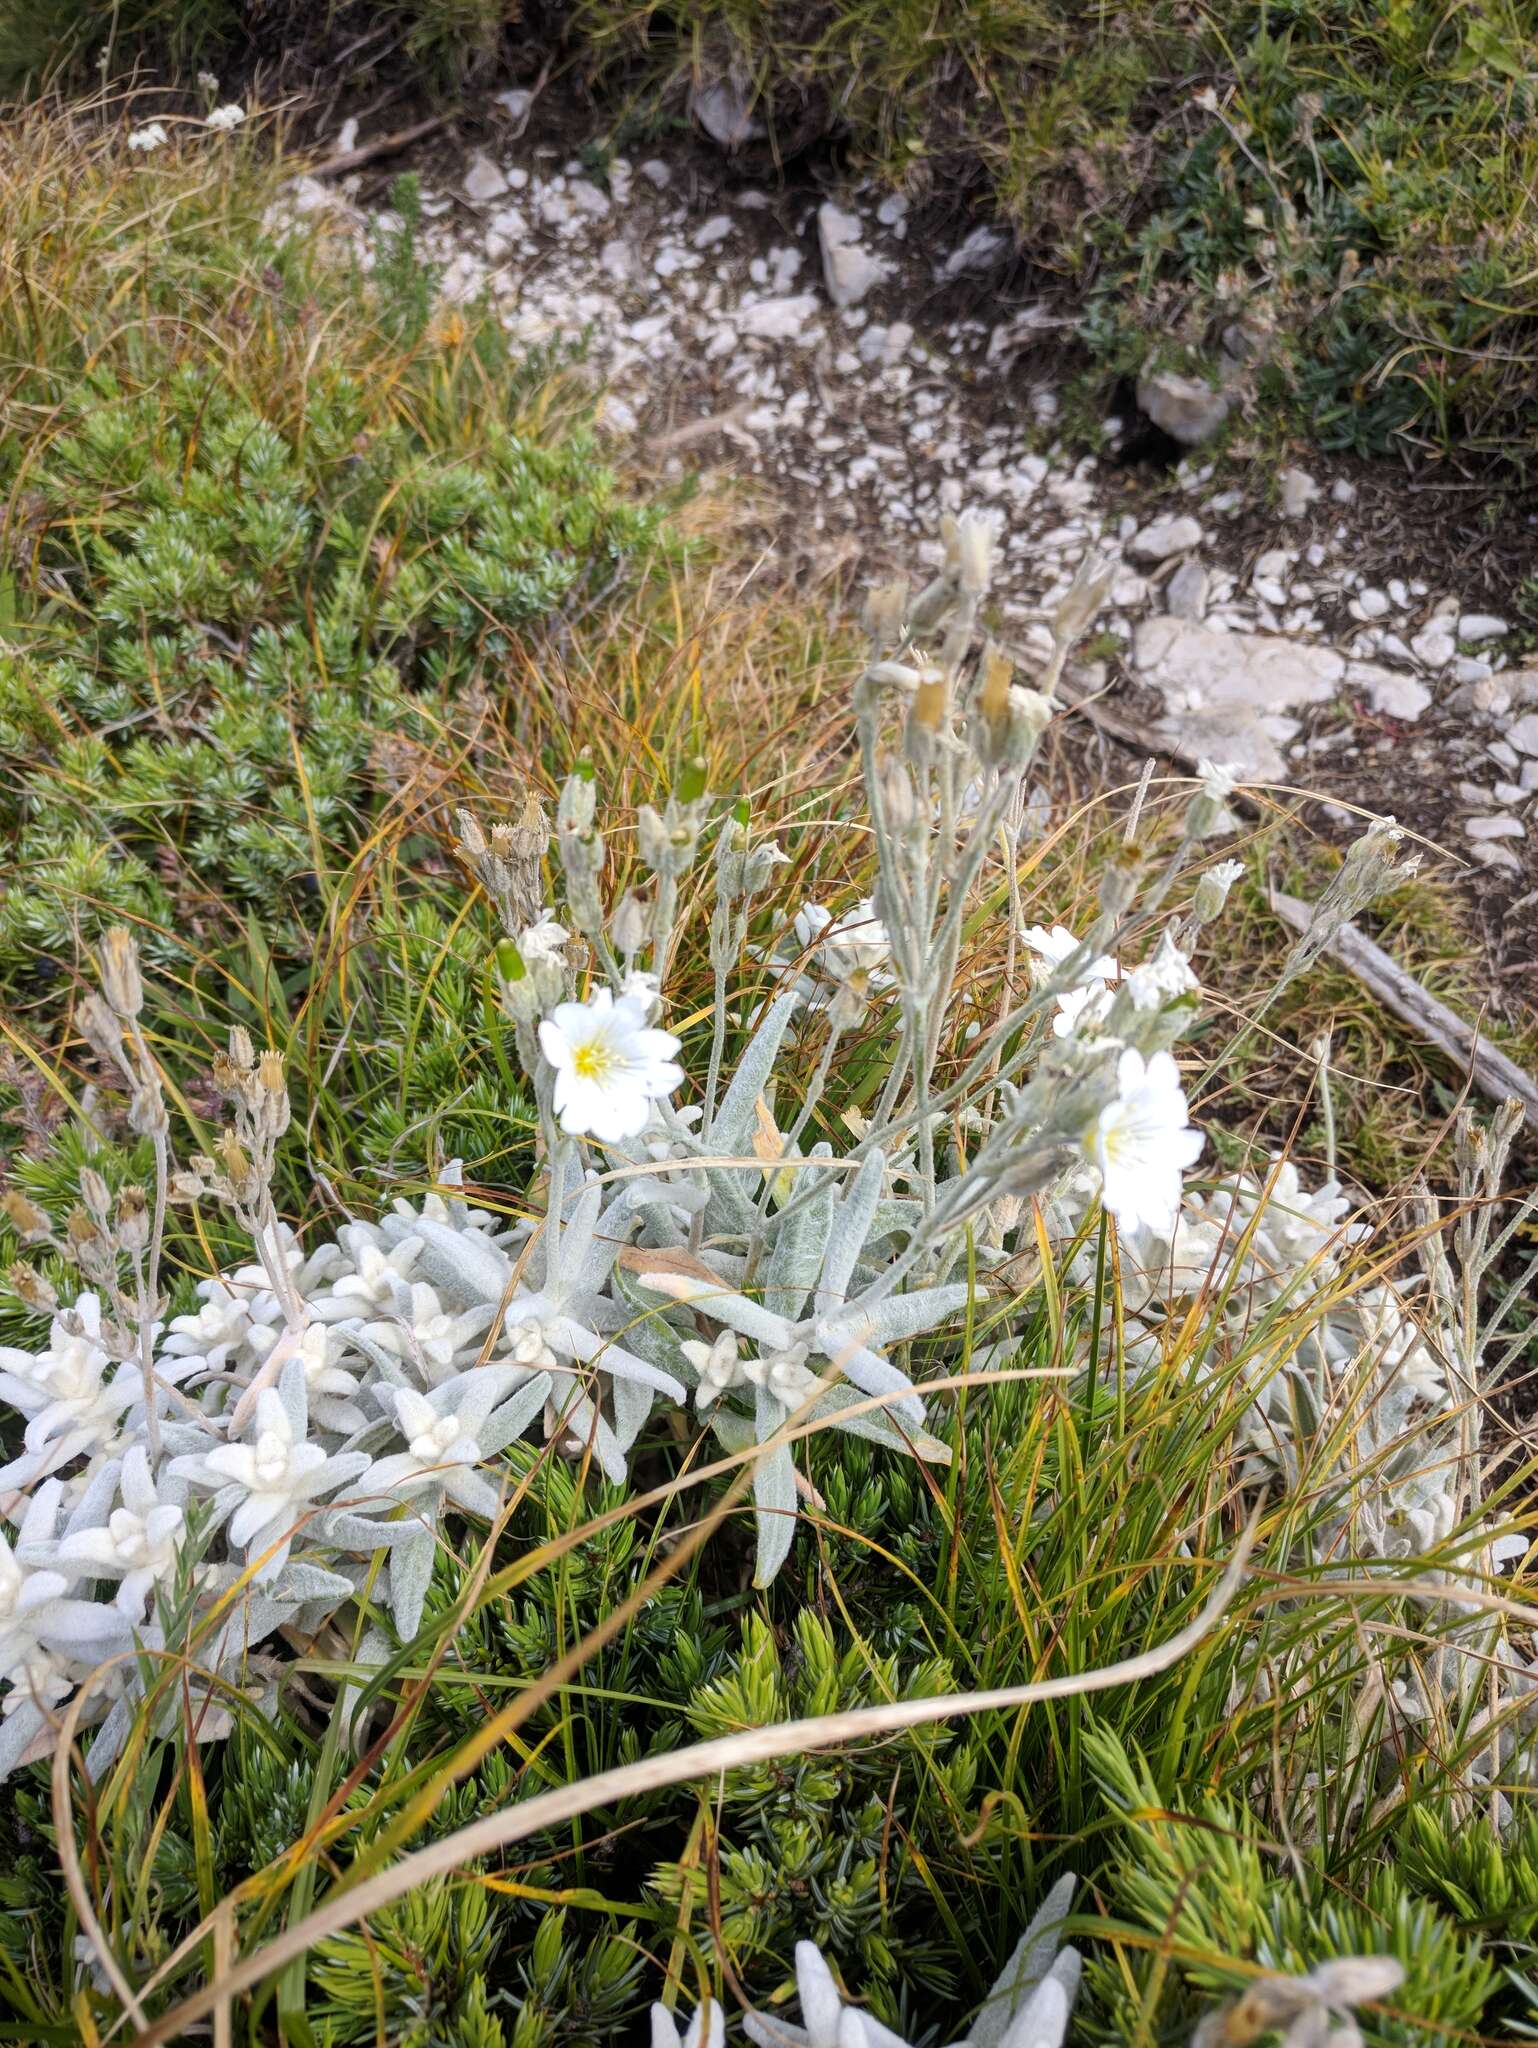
[
  {"x1": 1192, "y1": 858, "x2": 1245, "y2": 924},
  {"x1": 557, "y1": 771, "x2": 596, "y2": 833},
  {"x1": 1187, "y1": 759, "x2": 1239, "y2": 841},
  {"x1": 635, "y1": 804, "x2": 668, "y2": 869},
  {"x1": 608, "y1": 893, "x2": 647, "y2": 960},
  {"x1": 715, "y1": 817, "x2": 747, "y2": 903},
  {"x1": 1051, "y1": 552, "x2": 1114, "y2": 647},
  {"x1": 455, "y1": 807, "x2": 488, "y2": 860},
  {"x1": 944, "y1": 508, "x2": 1001, "y2": 596},
  {"x1": 744, "y1": 839, "x2": 791, "y2": 896},
  {"x1": 80, "y1": 1168, "x2": 113, "y2": 1225},
  {"x1": 862, "y1": 578, "x2": 908, "y2": 650}
]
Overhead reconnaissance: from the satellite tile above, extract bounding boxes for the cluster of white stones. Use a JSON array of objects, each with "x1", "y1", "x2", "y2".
[{"x1": 283, "y1": 119, "x2": 1535, "y2": 880}]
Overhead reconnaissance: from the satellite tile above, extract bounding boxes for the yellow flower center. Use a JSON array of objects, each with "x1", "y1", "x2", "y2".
[{"x1": 572, "y1": 1039, "x2": 617, "y2": 1082}]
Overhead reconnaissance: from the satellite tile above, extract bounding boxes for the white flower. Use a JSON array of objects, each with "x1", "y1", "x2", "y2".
[
  {"x1": 1191, "y1": 758, "x2": 1240, "y2": 838},
  {"x1": 55, "y1": 1448, "x2": 183, "y2": 1620},
  {"x1": 291, "y1": 1323, "x2": 369, "y2": 1433},
  {"x1": 310, "y1": 1238, "x2": 422, "y2": 1321},
  {"x1": 127, "y1": 122, "x2": 168, "y2": 152},
  {"x1": 744, "y1": 1343, "x2": 822, "y2": 1411},
  {"x1": 0, "y1": 1298, "x2": 145, "y2": 1484},
  {"x1": 0, "y1": 1538, "x2": 75, "y2": 1713},
  {"x1": 171, "y1": 1366, "x2": 367, "y2": 1579},
  {"x1": 538, "y1": 989, "x2": 683, "y2": 1144},
  {"x1": 505, "y1": 1319, "x2": 560, "y2": 1369},
  {"x1": 205, "y1": 103, "x2": 246, "y2": 131},
  {"x1": 518, "y1": 913, "x2": 569, "y2": 966},
  {"x1": 796, "y1": 900, "x2": 890, "y2": 982},
  {"x1": 1021, "y1": 923, "x2": 1116, "y2": 983},
  {"x1": 1021, "y1": 924, "x2": 1118, "y2": 1037},
  {"x1": 363, "y1": 1369, "x2": 537, "y2": 1517},
  {"x1": 356, "y1": 1281, "x2": 486, "y2": 1382},
  {"x1": 620, "y1": 967, "x2": 662, "y2": 1015},
  {"x1": 163, "y1": 1278, "x2": 264, "y2": 1371},
  {"x1": 1123, "y1": 931, "x2": 1199, "y2": 1012},
  {"x1": 682, "y1": 1331, "x2": 747, "y2": 1410},
  {"x1": 1091, "y1": 1049, "x2": 1203, "y2": 1235}
]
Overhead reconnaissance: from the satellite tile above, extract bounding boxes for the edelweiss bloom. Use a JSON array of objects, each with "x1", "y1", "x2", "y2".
[
  {"x1": 0, "y1": 1297, "x2": 152, "y2": 1488},
  {"x1": 0, "y1": 1538, "x2": 75, "y2": 1713},
  {"x1": 163, "y1": 1278, "x2": 266, "y2": 1372},
  {"x1": 652, "y1": 1999, "x2": 725, "y2": 2048},
  {"x1": 539, "y1": 989, "x2": 683, "y2": 1143},
  {"x1": 55, "y1": 1448, "x2": 184, "y2": 1620},
  {"x1": 682, "y1": 1331, "x2": 747, "y2": 1410},
  {"x1": 308, "y1": 1238, "x2": 423, "y2": 1320},
  {"x1": 127, "y1": 122, "x2": 168, "y2": 152},
  {"x1": 353, "y1": 1281, "x2": 488, "y2": 1383},
  {"x1": 1091, "y1": 1049, "x2": 1203, "y2": 1235},
  {"x1": 205, "y1": 103, "x2": 246, "y2": 131},
  {"x1": 170, "y1": 1362, "x2": 369, "y2": 1579},
  {"x1": 744, "y1": 1943, "x2": 913, "y2": 2048}
]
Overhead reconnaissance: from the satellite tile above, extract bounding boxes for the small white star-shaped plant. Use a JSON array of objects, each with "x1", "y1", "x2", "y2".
[
  {"x1": 729, "y1": 1875, "x2": 1080, "y2": 2048},
  {"x1": 53, "y1": 1446, "x2": 185, "y2": 1620},
  {"x1": 169, "y1": 1358, "x2": 372, "y2": 1580}
]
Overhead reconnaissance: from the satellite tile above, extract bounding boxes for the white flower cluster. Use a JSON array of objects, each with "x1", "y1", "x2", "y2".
[{"x1": 2, "y1": 508, "x2": 1514, "y2": 1825}]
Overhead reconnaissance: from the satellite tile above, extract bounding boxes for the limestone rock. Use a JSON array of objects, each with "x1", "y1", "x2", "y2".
[
  {"x1": 1278, "y1": 467, "x2": 1320, "y2": 518},
  {"x1": 818, "y1": 203, "x2": 890, "y2": 308},
  {"x1": 736, "y1": 294, "x2": 821, "y2": 342},
  {"x1": 1347, "y1": 662, "x2": 1431, "y2": 722},
  {"x1": 1458, "y1": 613, "x2": 1508, "y2": 643},
  {"x1": 463, "y1": 152, "x2": 509, "y2": 203},
  {"x1": 1128, "y1": 514, "x2": 1202, "y2": 562},
  {"x1": 1131, "y1": 616, "x2": 1344, "y2": 779},
  {"x1": 1465, "y1": 815, "x2": 1525, "y2": 840},
  {"x1": 1136, "y1": 366, "x2": 1233, "y2": 446},
  {"x1": 941, "y1": 226, "x2": 1009, "y2": 279},
  {"x1": 1166, "y1": 561, "x2": 1209, "y2": 621}
]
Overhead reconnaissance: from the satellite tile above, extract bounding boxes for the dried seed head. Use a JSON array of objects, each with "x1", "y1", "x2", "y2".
[
  {"x1": 77, "y1": 991, "x2": 127, "y2": 1070},
  {"x1": 115, "y1": 1183, "x2": 150, "y2": 1253},
  {"x1": 99, "y1": 926, "x2": 144, "y2": 1021},
  {"x1": 66, "y1": 1205, "x2": 103, "y2": 1250},
  {"x1": 455, "y1": 807, "x2": 488, "y2": 860},
  {"x1": 80, "y1": 1168, "x2": 113, "y2": 1225},
  {"x1": 910, "y1": 670, "x2": 949, "y2": 734},
  {"x1": 0, "y1": 1189, "x2": 51, "y2": 1243},
  {"x1": 216, "y1": 1130, "x2": 252, "y2": 1187},
  {"x1": 977, "y1": 644, "x2": 1013, "y2": 729},
  {"x1": 8, "y1": 1262, "x2": 58, "y2": 1313}
]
